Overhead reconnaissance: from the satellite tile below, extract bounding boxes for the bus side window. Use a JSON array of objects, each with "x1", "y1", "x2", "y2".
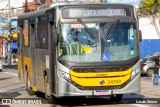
[
  {"x1": 48, "y1": 11, "x2": 56, "y2": 45},
  {"x1": 23, "y1": 20, "x2": 29, "y2": 47},
  {"x1": 128, "y1": 25, "x2": 134, "y2": 50},
  {"x1": 18, "y1": 26, "x2": 22, "y2": 47},
  {"x1": 36, "y1": 15, "x2": 48, "y2": 49}
]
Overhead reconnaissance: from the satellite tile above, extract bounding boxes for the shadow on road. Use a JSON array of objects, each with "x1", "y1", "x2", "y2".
[
  {"x1": 0, "y1": 105, "x2": 10, "y2": 107},
  {"x1": 0, "y1": 92, "x2": 22, "y2": 98},
  {"x1": 57, "y1": 95, "x2": 145, "y2": 106},
  {"x1": 58, "y1": 97, "x2": 121, "y2": 106},
  {"x1": 35, "y1": 92, "x2": 145, "y2": 106},
  {"x1": 0, "y1": 83, "x2": 21, "y2": 89},
  {"x1": 5, "y1": 86, "x2": 26, "y2": 94},
  {"x1": 0, "y1": 77, "x2": 14, "y2": 81}
]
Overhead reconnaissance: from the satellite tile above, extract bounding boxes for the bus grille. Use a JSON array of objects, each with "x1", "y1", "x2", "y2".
[
  {"x1": 71, "y1": 67, "x2": 130, "y2": 73},
  {"x1": 71, "y1": 79, "x2": 130, "y2": 90}
]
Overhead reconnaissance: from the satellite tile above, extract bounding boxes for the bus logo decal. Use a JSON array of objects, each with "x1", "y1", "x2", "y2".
[{"x1": 100, "y1": 80, "x2": 105, "y2": 85}]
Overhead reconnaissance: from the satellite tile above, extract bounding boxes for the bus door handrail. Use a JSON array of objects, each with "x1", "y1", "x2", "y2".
[{"x1": 70, "y1": 42, "x2": 79, "y2": 55}]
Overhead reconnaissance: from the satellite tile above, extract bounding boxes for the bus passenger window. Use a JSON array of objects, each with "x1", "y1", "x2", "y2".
[
  {"x1": 23, "y1": 20, "x2": 29, "y2": 47},
  {"x1": 36, "y1": 16, "x2": 48, "y2": 49}
]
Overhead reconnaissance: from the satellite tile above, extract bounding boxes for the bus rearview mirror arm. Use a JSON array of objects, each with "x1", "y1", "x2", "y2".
[
  {"x1": 55, "y1": 28, "x2": 59, "y2": 46},
  {"x1": 139, "y1": 30, "x2": 142, "y2": 42}
]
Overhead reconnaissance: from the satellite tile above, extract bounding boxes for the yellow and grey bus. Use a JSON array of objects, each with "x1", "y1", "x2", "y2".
[{"x1": 18, "y1": 2, "x2": 141, "y2": 103}]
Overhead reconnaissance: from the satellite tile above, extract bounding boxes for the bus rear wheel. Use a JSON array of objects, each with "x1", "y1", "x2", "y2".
[
  {"x1": 44, "y1": 75, "x2": 56, "y2": 104},
  {"x1": 110, "y1": 94, "x2": 123, "y2": 102},
  {"x1": 26, "y1": 72, "x2": 35, "y2": 95}
]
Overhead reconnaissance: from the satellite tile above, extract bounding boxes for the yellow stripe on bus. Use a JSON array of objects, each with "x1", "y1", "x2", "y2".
[
  {"x1": 18, "y1": 55, "x2": 21, "y2": 75},
  {"x1": 70, "y1": 68, "x2": 132, "y2": 77},
  {"x1": 71, "y1": 73, "x2": 130, "y2": 86},
  {"x1": 23, "y1": 56, "x2": 31, "y2": 78}
]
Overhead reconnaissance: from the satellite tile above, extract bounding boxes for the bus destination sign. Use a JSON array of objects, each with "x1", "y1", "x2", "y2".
[{"x1": 62, "y1": 7, "x2": 131, "y2": 18}]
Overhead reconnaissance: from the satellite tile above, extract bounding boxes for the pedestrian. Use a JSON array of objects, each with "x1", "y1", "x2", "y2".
[
  {"x1": 4, "y1": 52, "x2": 8, "y2": 64},
  {"x1": 153, "y1": 58, "x2": 159, "y2": 87},
  {"x1": 11, "y1": 52, "x2": 16, "y2": 63}
]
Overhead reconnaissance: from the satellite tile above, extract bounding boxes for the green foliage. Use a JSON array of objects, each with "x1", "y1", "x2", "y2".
[
  {"x1": 158, "y1": 0, "x2": 160, "y2": 8},
  {"x1": 142, "y1": 0, "x2": 155, "y2": 6},
  {"x1": 157, "y1": 0, "x2": 160, "y2": 4},
  {"x1": 139, "y1": 0, "x2": 159, "y2": 14}
]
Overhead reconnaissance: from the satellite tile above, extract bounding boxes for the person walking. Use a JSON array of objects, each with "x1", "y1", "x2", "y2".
[
  {"x1": 4, "y1": 52, "x2": 8, "y2": 64},
  {"x1": 153, "y1": 58, "x2": 159, "y2": 87}
]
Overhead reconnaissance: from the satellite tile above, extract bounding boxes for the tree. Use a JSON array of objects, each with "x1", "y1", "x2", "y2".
[
  {"x1": 138, "y1": 0, "x2": 160, "y2": 38},
  {"x1": 138, "y1": 0, "x2": 156, "y2": 14}
]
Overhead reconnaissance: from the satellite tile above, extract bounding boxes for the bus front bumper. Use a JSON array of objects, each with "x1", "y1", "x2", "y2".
[{"x1": 56, "y1": 73, "x2": 140, "y2": 97}]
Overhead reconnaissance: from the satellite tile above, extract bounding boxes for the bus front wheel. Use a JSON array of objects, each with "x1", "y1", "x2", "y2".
[
  {"x1": 110, "y1": 94, "x2": 123, "y2": 102},
  {"x1": 44, "y1": 75, "x2": 56, "y2": 104}
]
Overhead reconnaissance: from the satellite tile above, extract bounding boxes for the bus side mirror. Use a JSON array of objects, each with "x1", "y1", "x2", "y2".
[
  {"x1": 139, "y1": 30, "x2": 142, "y2": 42},
  {"x1": 49, "y1": 12, "x2": 55, "y2": 23}
]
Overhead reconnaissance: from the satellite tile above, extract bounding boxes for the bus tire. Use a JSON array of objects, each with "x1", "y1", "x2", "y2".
[
  {"x1": 26, "y1": 72, "x2": 35, "y2": 95},
  {"x1": 110, "y1": 94, "x2": 123, "y2": 102},
  {"x1": 44, "y1": 75, "x2": 56, "y2": 104}
]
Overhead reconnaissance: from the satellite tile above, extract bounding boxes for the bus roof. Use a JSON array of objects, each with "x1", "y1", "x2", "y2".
[
  {"x1": 40, "y1": 1, "x2": 135, "y2": 9},
  {"x1": 18, "y1": 2, "x2": 135, "y2": 20}
]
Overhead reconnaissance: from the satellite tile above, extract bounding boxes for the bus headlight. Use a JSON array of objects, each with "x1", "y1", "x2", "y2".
[
  {"x1": 59, "y1": 70, "x2": 71, "y2": 82},
  {"x1": 131, "y1": 68, "x2": 140, "y2": 80}
]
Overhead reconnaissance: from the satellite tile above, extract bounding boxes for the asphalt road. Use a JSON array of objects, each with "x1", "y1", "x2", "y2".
[{"x1": 0, "y1": 66, "x2": 160, "y2": 107}]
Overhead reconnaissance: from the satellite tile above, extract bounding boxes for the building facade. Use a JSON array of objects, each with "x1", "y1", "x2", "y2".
[{"x1": 139, "y1": 15, "x2": 160, "y2": 57}]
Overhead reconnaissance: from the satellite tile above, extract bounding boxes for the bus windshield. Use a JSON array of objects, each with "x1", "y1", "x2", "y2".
[{"x1": 58, "y1": 22, "x2": 138, "y2": 62}]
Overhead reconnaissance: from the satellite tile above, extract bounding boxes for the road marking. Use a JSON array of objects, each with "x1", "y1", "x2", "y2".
[
  {"x1": 4, "y1": 72, "x2": 18, "y2": 76},
  {"x1": 130, "y1": 104, "x2": 151, "y2": 107}
]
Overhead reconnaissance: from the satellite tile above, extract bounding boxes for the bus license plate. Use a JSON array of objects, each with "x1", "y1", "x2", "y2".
[{"x1": 94, "y1": 90, "x2": 111, "y2": 95}]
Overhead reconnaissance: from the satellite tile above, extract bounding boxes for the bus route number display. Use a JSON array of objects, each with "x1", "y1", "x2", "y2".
[{"x1": 62, "y1": 8, "x2": 128, "y2": 18}]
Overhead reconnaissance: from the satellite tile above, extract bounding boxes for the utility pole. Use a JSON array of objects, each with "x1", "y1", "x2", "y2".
[
  {"x1": 25, "y1": 0, "x2": 28, "y2": 12},
  {"x1": 7, "y1": 0, "x2": 11, "y2": 65}
]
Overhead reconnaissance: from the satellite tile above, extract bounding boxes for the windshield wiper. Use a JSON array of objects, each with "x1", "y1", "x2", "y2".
[
  {"x1": 77, "y1": 19, "x2": 96, "y2": 39},
  {"x1": 104, "y1": 18, "x2": 120, "y2": 39}
]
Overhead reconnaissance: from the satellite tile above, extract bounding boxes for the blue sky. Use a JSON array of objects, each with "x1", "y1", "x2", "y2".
[
  {"x1": 107, "y1": 0, "x2": 140, "y2": 3},
  {"x1": 107, "y1": 0, "x2": 141, "y2": 8},
  {"x1": 0, "y1": 0, "x2": 24, "y2": 9}
]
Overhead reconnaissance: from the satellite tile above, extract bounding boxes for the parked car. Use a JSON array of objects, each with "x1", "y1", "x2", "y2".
[
  {"x1": 141, "y1": 55, "x2": 160, "y2": 77},
  {"x1": 140, "y1": 57, "x2": 148, "y2": 64},
  {"x1": 150, "y1": 52, "x2": 160, "y2": 56}
]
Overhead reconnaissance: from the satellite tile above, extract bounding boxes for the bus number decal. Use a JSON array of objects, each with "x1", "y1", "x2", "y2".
[{"x1": 107, "y1": 80, "x2": 121, "y2": 85}]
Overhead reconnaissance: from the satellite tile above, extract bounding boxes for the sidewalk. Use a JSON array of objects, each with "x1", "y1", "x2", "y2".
[
  {"x1": 0, "y1": 55, "x2": 18, "y2": 70},
  {"x1": 141, "y1": 77, "x2": 160, "y2": 98},
  {"x1": 2, "y1": 63, "x2": 18, "y2": 69}
]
